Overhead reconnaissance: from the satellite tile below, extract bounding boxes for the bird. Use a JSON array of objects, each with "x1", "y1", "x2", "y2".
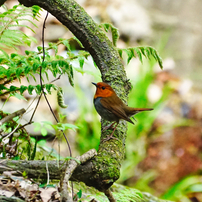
[{"x1": 92, "y1": 82, "x2": 153, "y2": 141}]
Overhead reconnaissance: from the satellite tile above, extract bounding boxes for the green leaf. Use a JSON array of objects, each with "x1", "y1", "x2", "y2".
[
  {"x1": 118, "y1": 49, "x2": 123, "y2": 58},
  {"x1": 25, "y1": 50, "x2": 30, "y2": 55},
  {"x1": 57, "y1": 123, "x2": 78, "y2": 132},
  {"x1": 99, "y1": 23, "x2": 119, "y2": 46},
  {"x1": 0, "y1": 49, "x2": 9, "y2": 58},
  {"x1": 42, "y1": 61, "x2": 48, "y2": 69},
  {"x1": 19, "y1": 85, "x2": 27, "y2": 94},
  {"x1": 48, "y1": 42, "x2": 58, "y2": 55},
  {"x1": 16, "y1": 68, "x2": 24, "y2": 80},
  {"x1": 22, "y1": 171, "x2": 27, "y2": 177},
  {"x1": 33, "y1": 63, "x2": 40, "y2": 73},
  {"x1": 24, "y1": 66, "x2": 32, "y2": 75},
  {"x1": 11, "y1": 53, "x2": 19, "y2": 59},
  {"x1": 0, "y1": 66, "x2": 7, "y2": 76},
  {"x1": 45, "y1": 84, "x2": 53, "y2": 94},
  {"x1": 78, "y1": 56, "x2": 85, "y2": 69},
  {"x1": 70, "y1": 64, "x2": 74, "y2": 77},
  {"x1": 28, "y1": 85, "x2": 34, "y2": 95},
  {"x1": 51, "y1": 60, "x2": 58, "y2": 69},
  {"x1": 123, "y1": 48, "x2": 134, "y2": 64},
  {"x1": 77, "y1": 189, "x2": 82, "y2": 198},
  {"x1": 32, "y1": 5, "x2": 41, "y2": 18},
  {"x1": 9, "y1": 85, "x2": 18, "y2": 92},
  {"x1": 59, "y1": 38, "x2": 71, "y2": 51},
  {"x1": 35, "y1": 85, "x2": 42, "y2": 95},
  {"x1": 134, "y1": 47, "x2": 143, "y2": 63},
  {"x1": 41, "y1": 128, "x2": 48, "y2": 136},
  {"x1": 11, "y1": 92, "x2": 27, "y2": 101},
  {"x1": 33, "y1": 122, "x2": 41, "y2": 132},
  {"x1": 67, "y1": 72, "x2": 74, "y2": 87},
  {"x1": 37, "y1": 46, "x2": 43, "y2": 51},
  {"x1": 118, "y1": 46, "x2": 163, "y2": 69},
  {"x1": 6, "y1": 69, "x2": 13, "y2": 80},
  {"x1": 72, "y1": 36, "x2": 84, "y2": 48},
  {"x1": 111, "y1": 26, "x2": 119, "y2": 46}
]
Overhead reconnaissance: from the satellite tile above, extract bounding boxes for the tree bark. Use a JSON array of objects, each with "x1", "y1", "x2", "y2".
[{"x1": 0, "y1": 160, "x2": 172, "y2": 202}]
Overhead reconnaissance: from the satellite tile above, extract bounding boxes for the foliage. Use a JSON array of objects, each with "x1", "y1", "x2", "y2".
[
  {"x1": 0, "y1": 4, "x2": 87, "y2": 160},
  {"x1": 0, "y1": 110, "x2": 33, "y2": 160},
  {"x1": 99, "y1": 23, "x2": 163, "y2": 69},
  {"x1": 162, "y1": 175, "x2": 202, "y2": 201},
  {"x1": 0, "y1": 4, "x2": 39, "y2": 51},
  {"x1": 99, "y1": 23, "x2": 119, "y2": 46},
  {"x1": 118, "y1": 46, "x2": 163, "y2": 69}
]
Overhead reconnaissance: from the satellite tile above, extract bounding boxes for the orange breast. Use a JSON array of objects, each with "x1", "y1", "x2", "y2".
[{"x1": 94, "y1": 88, "x2": 114, "y2": 99}]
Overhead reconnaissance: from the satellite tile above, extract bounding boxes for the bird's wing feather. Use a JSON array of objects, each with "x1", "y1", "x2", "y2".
[{"x1": 100, "y1": 96, "x2": 134, "y2": 124}]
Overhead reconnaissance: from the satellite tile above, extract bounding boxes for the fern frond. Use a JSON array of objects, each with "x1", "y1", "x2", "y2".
[
  {"x1": 0, "y1": 4, "x2": 40, "y2": 50},
  {"x1": 0, "y1": 82, "x2": 58, "y2": 97},
  {"x1": 118, "y1": 46, "x2": 163, "y2": 69},
  {"x1": 99, "y1": 23, "x2": 119, "y2": 46}
]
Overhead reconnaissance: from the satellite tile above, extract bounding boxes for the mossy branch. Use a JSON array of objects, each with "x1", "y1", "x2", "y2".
[{"x1": 0, "y1": 159, "x2": 172, "y2": 202}]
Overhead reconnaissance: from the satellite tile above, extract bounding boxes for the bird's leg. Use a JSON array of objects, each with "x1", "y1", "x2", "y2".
[
  {"x1": 102, "y1": 121, "x2": 116, "y2": 132},
  {"x1": 102, "y1": 122, "x2": 119, "y2": 142}
]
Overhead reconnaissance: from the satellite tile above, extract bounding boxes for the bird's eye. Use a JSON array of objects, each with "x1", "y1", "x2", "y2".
[{"x1": 102, "y1": 86, "x2": 105, "y2": 90}]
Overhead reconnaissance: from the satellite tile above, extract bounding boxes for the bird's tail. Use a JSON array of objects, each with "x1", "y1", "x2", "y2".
[{"x1": 126, "y1": 107, "x2": 153, "y2": 117}]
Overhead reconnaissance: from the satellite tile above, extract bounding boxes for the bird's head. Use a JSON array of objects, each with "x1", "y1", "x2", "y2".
[{"x1": 92, "y1": 82, "x2": 116, "y2": 99}]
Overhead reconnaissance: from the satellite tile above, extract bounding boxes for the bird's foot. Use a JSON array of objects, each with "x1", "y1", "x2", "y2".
[
  {"x1": 101, "y1": 135, "x2": 118, "y2": 142},
  {"x1": 101, "y1": 122, "x2": 120, "y2": 142},
  {"x1": 101, "y1": 124, "x2": 119, "y2": 142},
  {"x1": 102, "y1": 122, "x2": 116, "y2": 132}
]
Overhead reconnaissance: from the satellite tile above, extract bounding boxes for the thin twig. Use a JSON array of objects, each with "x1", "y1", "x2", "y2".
[
  {"x1": 0, "y1": 108, "x2": 26, "y2": 125},
  {"x1": 17, "y1": 94, "x2": 42, "y2": 130},
  {"x1": 46, "y1": 162, "x2": 50, "y2": 185},
  {"x1": 40, "y1": 11, "x2": 73, "y2": 200},
  {"x1": 60, "y1": 149, "x2": 97, "y2": 201},
  {"x1": 2, "y1": 120, "x2": 21, "y2": 141},
  {"x1": 40, "y1": 12, "x2": 72, "y2": 157},
  {"x1": 19, "y1": 75, "x2": 61, "y2": 130}
]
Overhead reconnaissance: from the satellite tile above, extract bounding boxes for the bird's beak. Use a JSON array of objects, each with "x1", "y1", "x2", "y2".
[{"x1": 92, "y1": 82, "x2": 97, "y2": 87}]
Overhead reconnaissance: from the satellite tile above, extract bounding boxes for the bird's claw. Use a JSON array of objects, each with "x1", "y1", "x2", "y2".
[
  {"x1": 101, "y1": 135, "x2": 118, "y2": 143},
  {"x1": 102, "y1": 122, "x2": 116, "y2": 132}
]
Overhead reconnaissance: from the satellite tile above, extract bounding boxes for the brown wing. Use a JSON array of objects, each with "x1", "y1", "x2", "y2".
[{"x1": 100, "y1": 95, "x2": 134, "y2": 124}]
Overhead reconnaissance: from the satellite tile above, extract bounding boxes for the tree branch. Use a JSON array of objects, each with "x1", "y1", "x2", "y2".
[
  {"x1": 60, "y1": 149, "x2": 97, "y2": 202},
  {"x1": 0, "y1": 160, "x2": 171, "y2": 202},
  {"x1": 0, "y1": 108, "x2": 26, "y2": 126},
  {"x1": 0, "y1": 0, "x2": 6, "y2": 6}
]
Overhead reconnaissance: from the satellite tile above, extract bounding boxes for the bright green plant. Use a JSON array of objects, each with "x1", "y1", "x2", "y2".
[
  {"x1": 162, "y1": 175, "x2": 202, "y2": 201},
  {"x1": 0, "y1": 4, "x2": 39, "y2": 51}
]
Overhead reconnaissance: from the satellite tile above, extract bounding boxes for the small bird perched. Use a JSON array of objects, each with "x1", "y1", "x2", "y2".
[{"x1": 92, "y1": 82, "x2": 153, "y2": 141}]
